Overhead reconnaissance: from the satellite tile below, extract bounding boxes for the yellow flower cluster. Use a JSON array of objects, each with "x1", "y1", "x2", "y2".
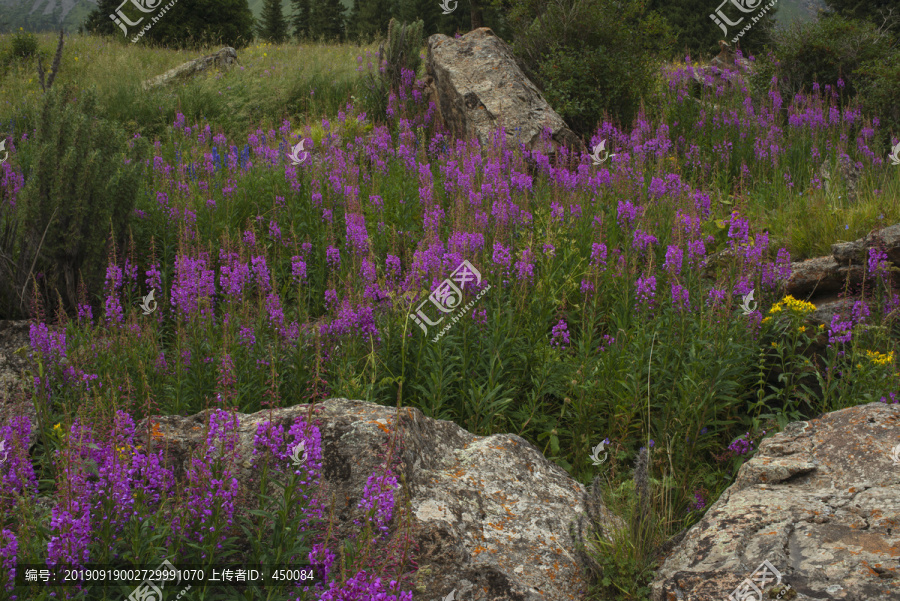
[
  {"x1": 865, "y1": 349, "x2": 894, "y2": 366},
  {"x1": 768, "y1": 295, "x2": 817, "y2": 316}
]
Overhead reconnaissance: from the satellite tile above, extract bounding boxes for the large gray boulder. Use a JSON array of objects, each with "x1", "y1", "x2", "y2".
[
  {"x1": 134, "y1": 398, "x2": 615, "y2": 601},
  {"x1": 425, "y1": 28, "x2": 585, "y2": 156},
  {"x1": 650, "y1": 402, "x2": 900, "y2": 601},
  {"x1": 142, "y1": 47, "x2": 238, "y2": 90}
]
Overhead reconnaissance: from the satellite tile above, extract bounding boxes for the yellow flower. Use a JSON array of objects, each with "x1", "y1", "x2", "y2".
[
  {"x1": 761, "y1": 317, "x2": 771, "y2": 324},
  {"x1": 771, "y1": 342, "x2": 778, "y2": 348},
  {"x1": 52, "y1": 423, "x2": 63, "y2": 436},
  {"x1": 864, "y1": 349, "x2": 894, "y2": 366},
  {"x1": 818, "y1": 324, "x2": 825, "y2": 330},
  {"x1": 263, "y1": 53, "x2": 267, "y2": 57},
  {"x1": 798, "y1": 326, "x2": 806, "y2": 333}
]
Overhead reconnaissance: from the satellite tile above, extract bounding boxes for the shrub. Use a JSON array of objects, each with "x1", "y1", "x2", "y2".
[
  {"x1": 0, "y1": 86, "x2": 149, "y2": 318},
  {"x1": 10, "y1": 28, "x2": 38, "y2": 58},
  {"x1": 359, "y1": 18, "x2": 424, "y2": 121},
  {"x1": 854, "y1": 48, "x2": 900, "y2": 136},
  {"x1": 503, "y1": 0, "x2": 673, "y2": 135},
  {"x1": 381, "y1": 18, "x2": 424, "y2": 92},
  {"x1": 749, "y1": 15, "x2": 897, "y2": 98}
]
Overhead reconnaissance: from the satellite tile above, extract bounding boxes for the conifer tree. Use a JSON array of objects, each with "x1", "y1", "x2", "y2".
[
  {"x1": 260, "y1": 0, "x2": 290, "y2": 43},
  {"x1": 291, "y1": 0, "x2": 312, "y2": 39},
  {"x1": 350, "y1": 0, "x2": 393, "y2": 40},
  {"x1": 312, "y1": 0, "x2": 346, "y2": 41}
]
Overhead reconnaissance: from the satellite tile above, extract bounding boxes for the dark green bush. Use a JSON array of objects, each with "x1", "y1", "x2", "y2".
[
  {"x1": 359, "y1": 18, "x2": 424, "y2": 121},
  {"x1": 749, "y1": 15, "x2": 897, "y2": 98},
  {"x1": 0, "y1": 86, "x2": 149, "y2": 318},
  {"x1": 11, "y1": 29, "x2": 38, "y2": 58},
  {"x1": 854, "y1": 48, "x2": 900, "y2": 136},
  {"x1": 504, "y1": 0, "x2": 672, "y2": 135}
]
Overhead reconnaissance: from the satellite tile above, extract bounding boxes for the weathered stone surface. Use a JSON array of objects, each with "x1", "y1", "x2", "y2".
[
  {"x1": 783, "y1": 256, "x2": 864, "y2": 299},
  {"x1": 819, "y1": 155, "x2": 864, "y2": 204},
  {"x1": 650, "y1": 403, "x2": 900, "y2": 601},
  {"x1": 425, "y1": 28, "x2": 585, "y2": 156},
  {"x1": 134, "y1": 398, "x2": 612, "y2": 601},
  {"x1": 142, "y1": 47, "x2": 238, "y2": 90}
]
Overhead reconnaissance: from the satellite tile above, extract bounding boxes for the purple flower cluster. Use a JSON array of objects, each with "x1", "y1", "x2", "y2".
[
  {"x1": 550, "y1": 319, "x2": 571, "y2": 349},
  {"x1": 827, "y1": 313, "x2": 853, "y2": 346},
  {"x1": 728, "y1": 433, "x2": 753, "y2": 456},
  {"x1": 178, "y1": 409, "x2": 241, "y2": 558},
  {"x1": 316, "y1": 569, "x2": 412, "y2": 601},
  {"x1": 0, "y1": 529, "x2": 16, "y2": 597},
  {"x1": 170, "y1": 253, "x2": 216, "y2": 317},
  {"x1": 355, "y1": 468, "x2": 399, "y2": 541}
]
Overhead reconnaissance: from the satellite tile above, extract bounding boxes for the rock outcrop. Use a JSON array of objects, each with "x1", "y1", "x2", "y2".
[
  {"x1": 142, "y1": 47, "x2": 239, "y2": 90},
  {"x1": 785, "y1": 223, "x2": 900, "y2": 300},
  {"x1": 132, "y1": 398, "x2": 614, "y2": 601},
  {"x1": 425, "y1": 28, "x2": 585, "y2": 157},
  {"x1": 650, "y1": 402, "x2": 900, "y2": 601}
]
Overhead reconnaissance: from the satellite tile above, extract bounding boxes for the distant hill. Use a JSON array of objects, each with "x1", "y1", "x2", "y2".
[{"x1": 0, "y1": 0, "x2": 824, "y2": 36}]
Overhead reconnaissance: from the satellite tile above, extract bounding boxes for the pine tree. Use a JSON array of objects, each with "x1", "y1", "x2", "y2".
[
  {"x1": 347, "y1": 0, "x2": 362, "y2": 39},
  {"x1": 397, "y1": 0, "x2": 437, "y2": 36},
  {"x1": 312, "y1": 0, "x2": 346, "y2": 41},
  {"x1": 291, "y1": 0, "x2": 312, "y2": 40},
  {"x1": 259, "y1": 0, "x2": 290, "y2": 42},
  {"x1": 82, "y1": 0, "x2": 255, "y2": 48},
  {"x1": 351, "y1": 0, "x2": 393, "y2": 40}
]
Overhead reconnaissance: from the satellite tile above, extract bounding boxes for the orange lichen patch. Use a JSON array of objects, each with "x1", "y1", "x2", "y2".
[
  {"x1": 472, "y1": 545, "x2": 489, "y2": 555},
  {"x1": 150, "y1": 422, "x2": 164, "y2": 440},
  {"x1": 452, "y1": 468, "x2": 467, "y2": 478},
  {"x1": 368, "y1": 420, "x2": 393, "y2": 434}
]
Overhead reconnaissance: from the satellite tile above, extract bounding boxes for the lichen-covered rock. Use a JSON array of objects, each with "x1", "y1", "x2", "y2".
[
  {"x1": 135, "y1": 398, "x2": 608, "y2": 601},
  {"x1": 142, "y1": 47, "x2": 238, "y2": 90},
  {"x1": 425, "y1": 28, "x2": 585, "y2": 156},
  {"x1": 650, "y1": 402, "x2": 900, "y2": 601}
]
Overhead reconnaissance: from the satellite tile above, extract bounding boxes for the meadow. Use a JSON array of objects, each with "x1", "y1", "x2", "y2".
[{"x1": 0, "y1": 31, "x2": 899, "y2": 600}]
